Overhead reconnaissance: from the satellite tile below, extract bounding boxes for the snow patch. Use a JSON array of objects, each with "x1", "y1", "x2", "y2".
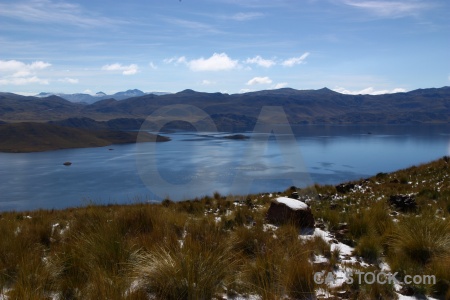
[
  {"x1": 221, "y1": 293, "x2": 261, "y2": 300},
  {"x1": 263, "y1": 224, "x2": 278, "y2": 232},
  {"x1": 0, "y1": 288, "x2": 10, "y2": 300},
  {"x1": 395, "y1": 293, "x2": 440, "y2": 300},
  {"x1": 314, "y1": 254, "x2": 329, "y2": 264},
  {"x1": 274, "y1": 197, "x2": 308, "y2": 210},
  {"x1": 331, "y1": 242, "x2": 353, "y2": 256}
]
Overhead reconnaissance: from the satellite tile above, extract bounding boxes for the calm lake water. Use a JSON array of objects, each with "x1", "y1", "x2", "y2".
[{"x1": 0, "y1": 124, "x2": 449, "y2": 211}]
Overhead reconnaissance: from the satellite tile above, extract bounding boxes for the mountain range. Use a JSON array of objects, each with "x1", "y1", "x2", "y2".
[
  {"x1": 1, "y1": 86, "x2": 449, "y2": 132},
  {"x1": 35, "y1": 89, "x2": 171, "y2": 104}
]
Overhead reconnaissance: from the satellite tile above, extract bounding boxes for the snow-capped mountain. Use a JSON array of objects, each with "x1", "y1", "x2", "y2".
[{"x1": 35, "y1": 89, "x2": 171, "y2": 104}]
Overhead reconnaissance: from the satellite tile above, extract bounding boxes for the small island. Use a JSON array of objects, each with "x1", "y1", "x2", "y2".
[{"x1": 223, "y1": 134, "x2": 250, "y2": 140}]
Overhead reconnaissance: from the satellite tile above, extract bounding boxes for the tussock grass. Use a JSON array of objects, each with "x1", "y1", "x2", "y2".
[
  {"x1": 354, "y1": 234, "x2": 382, "y2": 262},
  {"x1": 388, "y1": 215, "x2": 450, "y2": 266},
  {"x1": 6, "y1": 246, "x2": 61, "y2": 299},
  {"x1": 130, "y1": 233, "x2": 236, "y2": 299},
  {"x1": 242, "y1": 236, "x2": 315, "y2": 300},
  {"x1": 385, "y1": 214, "x2": 450, "y2": 296}
]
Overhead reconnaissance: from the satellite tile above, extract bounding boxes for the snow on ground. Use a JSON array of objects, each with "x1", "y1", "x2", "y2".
[
  {"x1": 263, "y1": 223, "x2": 278, "y2": 232},
  {"x1": 315, "y1": 288, "x2": 333, "y2": 299},
  {"x1": 299, "y1": 228, "x2": 441, "y2": 299},
  {"x1": 275, "y1": 197, "x2": 308, "y2": 210},
  {"x1": 331, "y1": 242, "x2": 353, "y2": 256},
  {"x1": 379, "y1": 261, "x2": 391, "y2": 272},
  {"x1": 314, "y1": 254, "x2": 329, "y2": 264},
  {"x1": 300, "y1": 228, "x2": 355, "y2": 255},
  {"x1": 0, "y1": 289, "x2": 9, "y2": 300},
  {"x1": 51, "y1": 223, "x2": 60, "y2": 235},
  {"x1": 125, "y1": 279, "x2": 142, "y2": 298},
  {"x1": 395, "y1": 293, "x2": 440, "y2": 300},
  {"x1": 221, "y1": 293, "x2": 261, "y2": 300}
]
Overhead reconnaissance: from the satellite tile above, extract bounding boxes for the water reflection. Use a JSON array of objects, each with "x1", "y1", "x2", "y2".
[{"x1": 0, "y1": 124, "x2": 448, "y2": 211}]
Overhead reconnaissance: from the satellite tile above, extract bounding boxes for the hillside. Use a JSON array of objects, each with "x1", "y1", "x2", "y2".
[
  {"x1": 0, "y1": 122, "x2": 169, "y2": 152},
  {"x1": 0, "y1": 157, "x2": 448, "y2": 299},
  {"x1": 1, "y1": 87, "x2": 449, "y2": 130}
]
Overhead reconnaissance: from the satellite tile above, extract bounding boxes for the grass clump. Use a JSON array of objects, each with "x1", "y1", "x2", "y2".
[
  {"x1": 354, "y1": 234, "x2": 382, "y2": 263},
  {"x1": 388, "y1": 215, "x2": 450, "y2": 266},
  {"x1": 130, "y1": 233, "x2": 236, "y2": 300},
  {"x1": 242, "y1": 236, "x2": 315, "y2": 300},
  {"x1": 387, "y1": 214, "x2": 450, "y2": 296}
]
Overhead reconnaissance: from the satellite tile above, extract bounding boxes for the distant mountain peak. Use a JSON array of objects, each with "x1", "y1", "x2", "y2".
[
  {"x1": 36, "y1": 92, "x2": 54, "y2": 97},
  {"x1": 112, "y1": 89, "x2": 145, "y2": 98},
  {"x1": 33, "y1": 90, "x2": 146, "y2": 103},
  {"x1": 317, "y1": 87, "x2": 335, "y2": 93},
  {"x1": 178, "y1": 89, "x2": 197, "y2": 94}
]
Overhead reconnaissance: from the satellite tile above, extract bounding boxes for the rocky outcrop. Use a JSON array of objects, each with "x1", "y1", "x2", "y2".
[
  {"x1": 389, "y1": 194, "x2": 417, "y2": 212},
  {"x1": 266, "y1": 197, "x2": 315, "y2": 228},
  {"x1": 335, "y1": 183, "x2": 355, "y2": 193},
  {"x1": 289, "y1": 191, "x2": 299, "y2": 199}
]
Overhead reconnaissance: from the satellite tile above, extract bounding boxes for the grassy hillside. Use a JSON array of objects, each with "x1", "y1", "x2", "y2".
[
  {"x1": 0, "y1": 157, "x2": 449, "y2": 299},
  {"x1": 0, "y1": 122, "x2": 169, "y2": 152}
]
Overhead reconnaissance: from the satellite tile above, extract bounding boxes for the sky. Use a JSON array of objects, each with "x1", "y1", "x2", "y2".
[{"x1": 0, "y1": 0, "x2": 449, "y2": 95}]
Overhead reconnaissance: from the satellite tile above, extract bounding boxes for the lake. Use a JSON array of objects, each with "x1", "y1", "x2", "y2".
[{"x1": 0, "y1": 124, "x2": 449, "y2": 211}]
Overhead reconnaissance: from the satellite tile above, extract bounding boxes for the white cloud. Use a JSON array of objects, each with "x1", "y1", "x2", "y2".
[
  {"x1": 239, "y1": 88, "x2": 252, "y2": 93},
  {"x1": 163, "y1": 57, "x2": 176, "y2": 64},
  {"x1": 188, "y1": 53, "x2": 239, "y2": 72},
  {"x1": 342, "y1": 1, "x2": 429, "y2": 18},
  {"x1": 58, "y1": 77, "x2": 79, "y2": 84},
  {"x1": 274, "y1": 82, "x2": 288, "y2": 89},
  {"x1": 282, "y1": 52, "x2": 310, "y2": 67},
  {"x1": 245, "y1": 55, "x2": 276, "y2": 68},
  {"x1": 101, "y1": 63, "x2": 138, "y2": 75},
  {"x1": 0, "y1": 0, "x2": 120, "y2": 28},
  {"x1": 177, "y1": 57, "x2": 187, "y2": 64},
  {"x1": 0, "y1": 59, "x2": 51, "y2": 85},
  {"x1": 163, "y1": 56, "x2": 186, "y2": 65},
  {"x1": 149, "y1": 62, "x2": 157, "y2": 70},
  {"x1": 229, "y1": 12, "x2": 264, "y2": 21},
  {"x1": 333, "y1": 86, "x2": 407, "y2": 95},
  {"x1": 247, "y1": 76, "x2": 272, "y2": 85},
  {"x1": 201, "y1": 80, "x2": 216, "y2": 85},
  {"x1": 164, "y1": 17, "x2": 221, "y2": 34},
  {"x1": 12, "y1": 92, "x2": 37, "y2": 96},
  {"x1": 0, "y1": 60, "x2": 51, "y2": 76},
  {"x1": 0, "y1": 76, "x2": 49, "y2": 85}
]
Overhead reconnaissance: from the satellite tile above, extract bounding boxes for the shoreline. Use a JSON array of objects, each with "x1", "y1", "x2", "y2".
[
  {"x1": 1, "y1": 156, "x2": 448, "y2": 213},
  {"x1": 0, "y1": 122, "x2": 170, "y2": 153}
]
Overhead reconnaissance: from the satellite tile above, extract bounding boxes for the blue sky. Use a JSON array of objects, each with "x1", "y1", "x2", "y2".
[{"x1": 0, "y1": 0, "x2": 449, "y2": 95}]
